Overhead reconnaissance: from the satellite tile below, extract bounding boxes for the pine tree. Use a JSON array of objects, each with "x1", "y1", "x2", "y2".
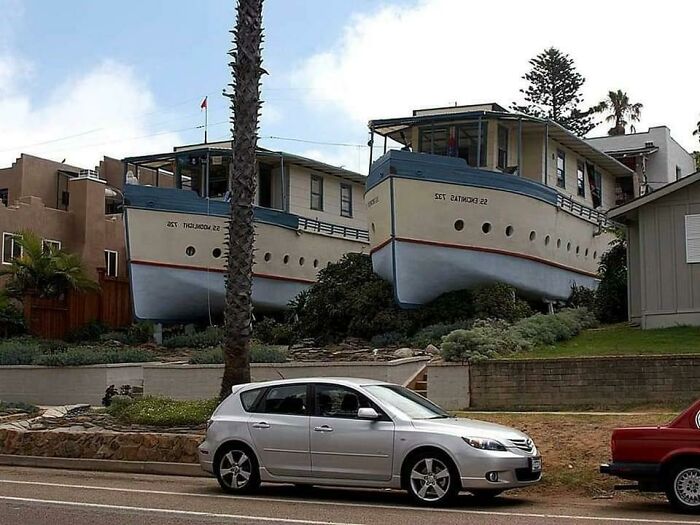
[{"x1": 512, "y1": 47, "x2": 596, "y2": 136}]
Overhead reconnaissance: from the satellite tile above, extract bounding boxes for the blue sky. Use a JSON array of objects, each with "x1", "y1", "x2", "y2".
[{"x1": 1, "y1": 0, "x2": 699, "y2": 171}]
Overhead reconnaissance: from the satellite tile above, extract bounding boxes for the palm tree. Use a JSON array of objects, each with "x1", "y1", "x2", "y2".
[
  {"x1": 220, "y1": 0, "x2": 264, "y2": 399},
  {"x1": 0, "y1": 230, "x2": 98, "y2": 298},
  {"x1": 596, "y1": 90, "x2": 643, "y2": 136}
]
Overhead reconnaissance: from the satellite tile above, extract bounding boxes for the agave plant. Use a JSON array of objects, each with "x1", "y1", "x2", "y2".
[
  {"x1": 0, "y1": 230, "x2": 98, "y2": 299},
  {"x1": 220, "y1": 0, "x2": 265, "y2": 398}
]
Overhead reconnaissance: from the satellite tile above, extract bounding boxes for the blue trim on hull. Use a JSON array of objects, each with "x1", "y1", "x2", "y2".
[
  {"x1": 124, "y1": 185, "x2": 299, "y2": 230},
  {"x1": 365, "y1": 149, "x2": 559, "y2": 207}
]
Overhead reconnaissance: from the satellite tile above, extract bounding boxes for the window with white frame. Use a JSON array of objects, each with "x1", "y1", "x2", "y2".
[
  {"x1": 685, "y1": 214, "x2": 700, "y2": 263},
  {"x1": 2, "y1": 233, "x2": 22, "y2": 265},
  {"x1": 340, "y1": 183, "x2": 353, "y2": 218},
  {"x1": 576, "y1": 161, "x2": 586, "y2": 198},
  {"x1": 104, "y1": 250, "x2": 119, "y2": 277},
  {"x1": 42, "y1": 239, "x2": 62, "y2": 253},
  {"x1": 310, "y1": 175, "x2": 324, "y2": 211}
]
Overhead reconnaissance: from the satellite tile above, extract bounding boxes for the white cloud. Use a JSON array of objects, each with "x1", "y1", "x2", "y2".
[
  {"x1": 297, "y1": 147, "x2": 368, "y2": 174},
  {"x1": 295, "y1": 0, "x2": 700, "y2": 151},
  {"x1": 0, "y1": 56, "x2": 183, "y2": 168}
]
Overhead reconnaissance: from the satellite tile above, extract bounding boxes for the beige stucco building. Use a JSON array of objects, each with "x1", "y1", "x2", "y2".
[
  {"x1": 0, "y1": 154, "x2": 128, "y2": 281},
  {"x1": 610, "y1": 171, "x2": 700, "y2": 328}
]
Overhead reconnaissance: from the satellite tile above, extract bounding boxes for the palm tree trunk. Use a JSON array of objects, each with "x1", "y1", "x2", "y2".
[{"x1": 220, "y1": 0, "x2": 264, "y2": 399}]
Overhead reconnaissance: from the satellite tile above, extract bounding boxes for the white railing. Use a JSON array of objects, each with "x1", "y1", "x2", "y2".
[
  {"x1": 556, "y1": 194, "x2": 611, "y2": 228},
  {"x1": 298, "y1": 216, "x2": 370, "y2": 242}
]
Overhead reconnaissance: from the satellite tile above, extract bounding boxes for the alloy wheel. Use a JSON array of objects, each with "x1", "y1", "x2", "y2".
[
  {"x1": 409, "y1": 457, "x2": 452, "y2": 502},
  {"x1": 675, "y1": 468, "x2": 700, "y2": 507},
  {"x1": 218, "y1": 450, "x2": 252, "y2": 490}
]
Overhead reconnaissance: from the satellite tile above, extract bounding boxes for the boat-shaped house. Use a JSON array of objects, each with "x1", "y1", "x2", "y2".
[
  {"x1": 365, "y1": 103, "x2": 632, "y2": 306},
  {"x1": 122, "y1": 142, "x2": 368, "y2": 321}
]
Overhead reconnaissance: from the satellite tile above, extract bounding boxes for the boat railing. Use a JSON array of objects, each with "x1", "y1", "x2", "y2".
[
  {"x1": 556, "y1": 194, "x2": 612, "y2": 228},
  {"x1": 298, "y1": 216, "x2": 370, "y2": 242}
]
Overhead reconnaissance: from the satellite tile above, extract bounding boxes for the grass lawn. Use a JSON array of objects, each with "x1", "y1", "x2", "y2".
[{"x1": 513, "y1": 324, "x2": 700, "y2": 359}]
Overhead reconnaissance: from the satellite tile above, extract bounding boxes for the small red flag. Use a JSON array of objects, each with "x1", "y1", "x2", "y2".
[{"x1": 200, "y1": 96, "x2": 208, "y2": 109}]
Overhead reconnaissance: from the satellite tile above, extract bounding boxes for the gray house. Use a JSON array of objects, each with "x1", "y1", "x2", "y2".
[
  {"x1": 610, "y1": 171, "x2": 700, "y2": 328},
  {"x1": 588, "y1": 126, "x2": 695, "y2": 205}
]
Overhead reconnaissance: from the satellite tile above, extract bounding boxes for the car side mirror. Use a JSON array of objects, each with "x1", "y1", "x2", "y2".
[{"x1": 358, "y1": 407, "x2": 379, "y2": 420}]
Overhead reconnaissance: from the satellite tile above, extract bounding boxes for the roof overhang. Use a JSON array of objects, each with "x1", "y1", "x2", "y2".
[
  {"x1": 609, "y1": 170, "x2": 700, "y2": 219},
  {"x1": 123, "y1": 146, "x2": 366, "y2": 184}
]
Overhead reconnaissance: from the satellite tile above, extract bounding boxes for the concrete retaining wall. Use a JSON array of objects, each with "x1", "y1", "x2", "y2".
[
  {"x1": 144, "y1": 357, "x2": 430, "y2": 400},
  {"x1": 428, "y1": 355, "x2": 700, "y2": 410},
  {"x1": 0, "y1": 363, "x2": 147, "y2": 405}
]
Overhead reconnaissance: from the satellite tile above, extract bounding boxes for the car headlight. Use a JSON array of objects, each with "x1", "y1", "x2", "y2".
[{"x1": 463, "y1": 437, "x2": 507, "y2": 451}]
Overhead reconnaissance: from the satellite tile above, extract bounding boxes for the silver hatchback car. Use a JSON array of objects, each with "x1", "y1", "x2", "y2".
[{"x1": 199, "y1": 378, "x2": 541, "y2": 506}]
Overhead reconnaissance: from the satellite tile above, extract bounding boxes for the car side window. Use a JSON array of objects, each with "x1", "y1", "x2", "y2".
[
  {"x1": 240, "y1": 388, "x2": 264, "y2": 412},
  {"x1": 259, "y1": 384, "x2": 308, "y2": 416},
  {"x1": 315, "y1": 384, "x2": 375, "y2": 419}
]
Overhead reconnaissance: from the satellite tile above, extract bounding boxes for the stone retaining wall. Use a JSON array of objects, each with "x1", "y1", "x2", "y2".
[
  {"x1": 427, "y1": 355, "x2": 700, "y2": 410},
  {"x1": 0, "y1": 429, "x2": 200, "y2": 463}
]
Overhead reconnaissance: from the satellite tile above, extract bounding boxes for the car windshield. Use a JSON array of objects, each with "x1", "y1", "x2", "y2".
[{"x1": 365, "y1": 385, "x2": 450, "y2": 419}]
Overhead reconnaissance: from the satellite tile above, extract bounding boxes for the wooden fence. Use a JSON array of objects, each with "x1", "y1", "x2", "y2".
[{"x1": 23, "y1": 270, "x2": 132, "y2": 339}]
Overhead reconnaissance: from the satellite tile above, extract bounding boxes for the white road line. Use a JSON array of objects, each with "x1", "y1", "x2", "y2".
[
  {"x1": 0, "y1": 479, "x2": 698, "y2": 524},
  {"x1": 0, "y1": 495, "x2": 365, "y2": 525}
]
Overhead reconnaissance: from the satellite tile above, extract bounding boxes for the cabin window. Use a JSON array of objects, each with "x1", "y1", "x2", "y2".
[
  {"x1": 340, "y1": 183, "x2": 353, "y2": 218},
  {"x1": 258, "y1": 164, "x2": 273, "y2": 208},
  {"x1": 1, "y1": 233, "x2": 21, "y2": 265},
  {"x1": 42, "y1": 239, "x2": 62, "y2": 253},
  {"x1": 556, "y1": 150, "x2": 566, "y2": 188},
  {"x1": 0, "y1": 189, "x2": 8, "y2": 206},
  {"x1": 105, "y1": 250, "x2": 118, "y2": 277},
  {"x1": 587, "y1": 163, "x2": 602, "y2": 208},
  {"x1": 576, "y1": 161, "x2": 585, "y2": 197},
  {"x1": 310, "y1": 175, "x2": 324, "y2": 211},
  {"x1": 457, "y1": 122, "x2": 488, "y2": 168},
  {"x1": 497, "y1": 125, "x2": 509, "y2": 170},
  {"x1": 418, "y1": 127, "x2": 449, "y2": 156}
]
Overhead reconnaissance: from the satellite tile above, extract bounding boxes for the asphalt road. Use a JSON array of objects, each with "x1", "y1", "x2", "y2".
[{"x1": 0, "y1": 466, "x2": 697, "y2": 525}]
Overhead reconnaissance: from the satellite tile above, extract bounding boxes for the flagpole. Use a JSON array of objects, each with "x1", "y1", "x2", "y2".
[{"x1": 204, "y1": 101, "x2": 208, "y2": 144}]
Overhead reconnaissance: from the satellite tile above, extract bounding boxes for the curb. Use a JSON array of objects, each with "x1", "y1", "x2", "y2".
[{"x1": 0, "y1": 454, "x2": 208, "y2": 477}]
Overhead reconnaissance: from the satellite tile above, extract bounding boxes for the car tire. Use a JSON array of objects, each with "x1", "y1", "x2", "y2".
[
  {"x1": 470, "y1": 489, "x2": 503, "y2": 501},
  {"x1": 666, "y1": 463, "x2": 700, "y2": 513},
  {"x1": 215, "y1": 444, "x2": 261, "y2": 494},
  {"x1": 404, "y1": 451, "x2": 459, "y2": 506}
]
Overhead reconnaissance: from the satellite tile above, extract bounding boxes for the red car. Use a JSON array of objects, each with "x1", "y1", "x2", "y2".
[{"x1": 601, "y1": 399, "x2": 700, "y2": 513}]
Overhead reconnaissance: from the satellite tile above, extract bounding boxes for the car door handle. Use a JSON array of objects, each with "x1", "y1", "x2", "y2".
[
  {"x1": 252, "y1": 422, "x2": 270, "y2": 429},
  {"x1": 314, "y1": 425, "x2": 333, "y2": 433}
]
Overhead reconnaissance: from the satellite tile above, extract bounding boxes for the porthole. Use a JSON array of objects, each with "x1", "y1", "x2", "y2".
[
  {"x1": 264, "y1": 252, "x2": 271, "y2": 262},
  {"x1": 454, "y1": 219, "x2": 464, "y2": 231},
  {"x1": 529, "y1": 231, "x2": 536, "y2": 242},
  {"x1": 212, "y1": 248, "x2": 222, "y2": 258},
  {"x1": 185, "y1": 246, "x2": 195, "y2": 257},
  {"x1": 505, "y1": 225, "x2": 514, "y2": 237},
  {"x1": 593, "y1": 251, "x2": 598, "y2": 259},
  {"x1": 557, "y1": 239, "x2": 562, "y2": 249},
  {"x1": 313, "y1": 259, "x2": 319, "y2": 268},
  {"x1": 545, "y1": 235, "x2": 551, "y2": 246},
  {"x1": 585, "y1": 248, "x2": 589, "y2": 257},
  {"x1": 482, "y1": 222, "x2": 492, "y2": 234},
  {"x1": 299, "y1": 257, "x2": 305, "y2": 266},
  {"x1": 283, "y1": 254, "x2": 290, "y2": 264},
  {"x1": 566, "y1": 242, "x2": 571, "y2": 252}
]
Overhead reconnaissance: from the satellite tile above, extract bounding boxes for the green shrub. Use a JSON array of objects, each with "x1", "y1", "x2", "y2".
[
  {"x1": 32, "y1": 347, "x2": 155, "y2": 366},
  {"x1": 472, "y1": 283, "x2": 533, "y2": 322},
  {"x1": 369, "y1": 331, "x2": 407, "y2": 348},
  {"x1": 414, "y1": 289, "x2": 475, "y2": 327},
  {"x1": 0, "y1": 294, "x2": 25, "y2": 338},
  {"x1": 410, "y1": 321, "x2": 472, "y2": 349},
  {"x1": 289, "y1": 253, "x2": 412, "y2": 342},
  {"x1": 107, "y1": 396, "x2": 218, "y2": 426},
  {"x1": 38, "y1": 339, "x2": 69, "y2": 354},
  {"x1": 188, "y1": 344, "x2": 288, "y2": 365},
  {"x1": 567, "y1": 284, "x2": 596, "y2": 311},
  {"x1": 163, "y1": 326, "x2": 223, "y2": 349},
  {"x1": 512, "y1": 308, "x2": 597, "y2": 346},
  {"x1": 65, "y1": 320, "x2": 109, "y2": 343},
  {"x1": 595, "y1": 235, "x2": 627, "y2": 323},
  {"x1": 0, "y1": 338, "x2": 41, "y2": 365},
  {"x1": 254, "y1": 317, "x2": 294, "y2": 345},
  {"x1": 0, "y1": 400, "x2": 39, "y2": 415},
  {"x1": 99, "y1": 322, "x2": 153, "y2": 346}
]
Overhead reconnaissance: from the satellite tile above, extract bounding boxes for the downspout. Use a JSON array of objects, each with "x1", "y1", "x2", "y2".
[
  {"x1": 477, "y1": 117, "x2": 482, "y2": 167},
  {"x1": 544, "y1": 122, "x2": 549, "y2": 186},
  {"x1": 518, "y1": 117, "x2": 523, "y2": 176}
]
